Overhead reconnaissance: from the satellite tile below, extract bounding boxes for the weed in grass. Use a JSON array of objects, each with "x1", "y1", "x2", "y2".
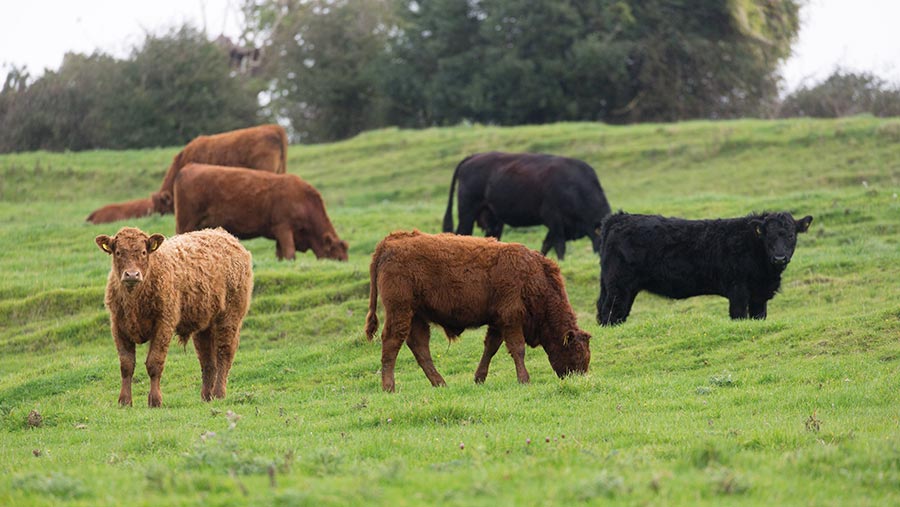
[
  {"x1": 569, "y1": 470, "x2": 628, "y2": 500},
  {"x1": 806, "y1": 409, "x2": 822, "y2": 433},
  {"x1": 11, "y1": 472, "x2": 89, "y2": 500},
  {"x1": 709, "y1": 466, "x2": 751, "y2": 496},
  {"x1": 709, "y1": 371, "x2": 737, "y2": 387},
  {"x1": 26, "y1": 409, "x2": 42, "y2": 428}
]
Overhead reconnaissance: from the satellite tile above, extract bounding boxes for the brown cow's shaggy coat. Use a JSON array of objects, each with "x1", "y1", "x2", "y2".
[
  {"x1": 96, "y1": 227, "x2": 253, "y2": 407},
  {"x1": 86, "y1": 197, "x2": 154, "y2": 224},
  {"x1": 365, "y1": 230, "x2": 591, "y2": 392},
  {"x1": 152, "y1": 124, "x2": 288, "y2": 214},
  {"x1": 174, "y1": 163, "x2": 348, "y2": 261}
]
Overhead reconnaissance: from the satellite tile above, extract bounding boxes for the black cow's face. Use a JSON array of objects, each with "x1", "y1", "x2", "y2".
[
  {"x1": 96, "y1": 227, "x2": 165, "y2": 291},
  {"x1": 751, "y1": 213, "x2": 813, "y2": 267}
]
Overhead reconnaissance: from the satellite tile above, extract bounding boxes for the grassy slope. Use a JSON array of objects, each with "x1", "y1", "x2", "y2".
[{"x1": 1, "y1": 117, "x2": 899, "y2": 506}]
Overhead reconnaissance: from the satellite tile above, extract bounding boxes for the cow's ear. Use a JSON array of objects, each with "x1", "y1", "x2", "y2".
[
  {"x1": 96, "y1": 235, "x2": 114, "y2": 254},
  {"x1": 146, "y1": 234, "x2": 165, "y2": 253},
  {"x1": 796, "y1": 215, "x2": 813, "y2": 233},
  {"x1": 749, "y1": 218, "x2": 764, "y2": 237}
]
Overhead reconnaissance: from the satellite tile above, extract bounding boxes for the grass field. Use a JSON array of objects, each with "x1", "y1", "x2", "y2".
[{"x1": 1, "y1": 117, "x2": 899, "y2": 506}]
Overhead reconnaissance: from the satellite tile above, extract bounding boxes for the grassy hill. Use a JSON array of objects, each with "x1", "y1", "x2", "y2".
[{"x1": 1, "y1": 117, "x2": 899, "y2": 506}]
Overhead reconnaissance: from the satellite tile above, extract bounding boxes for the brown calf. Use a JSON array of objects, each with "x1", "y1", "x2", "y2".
[
  {"x1": 86, "y1": 197, "x2": 154, "y2": 224},
  {"x1": 96, "y1": 227, "x2": 253, "y2": 407},
  {"x1": 152, "y1": 124, "x2": 288, "y2": 214},
  {"x1": 174, "y1": 163, "x2": 348, "y2": 261},
  {"x1": 365, "y1": 230, "x2": 590, "y2": 392}
]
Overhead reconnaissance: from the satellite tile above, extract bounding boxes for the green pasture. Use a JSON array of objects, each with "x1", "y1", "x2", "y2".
[{"x1": 1, "y1": 117, "x2": 899, "y2": 506}]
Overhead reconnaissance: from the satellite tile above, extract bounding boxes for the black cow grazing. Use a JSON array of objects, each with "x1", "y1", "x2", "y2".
[
  {"x1": 442, "y1": 152, "x2": 612, "y2": 260},
  {"x1": 596, "y1": 211, "x2": 813, "y2": 325}
]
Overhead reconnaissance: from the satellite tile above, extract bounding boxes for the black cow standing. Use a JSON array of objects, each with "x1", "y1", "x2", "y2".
[
  {"x1": 596, "y1": 211, "x2": 813, "y2": 325},
  {"x1": 442, "y1": 152, "x2": 612, "y2": 260}
]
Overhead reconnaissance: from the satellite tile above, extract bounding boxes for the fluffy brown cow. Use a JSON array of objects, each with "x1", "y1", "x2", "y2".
[
  {"x1": 152, "y1": 124, "x2": 288, "y2": 214},
  {"x1": 96, "y1": 227, "x2": 253, "y2": 407},
  {"x1": 173, "y1": 163, "x2": 348, "y2": 261},
  {"x1": 365, "y1": 230, "x2": 591, "y2": 392},
  {"x1": 86, "y1": 197, "x2": 154, "y2": 224}
]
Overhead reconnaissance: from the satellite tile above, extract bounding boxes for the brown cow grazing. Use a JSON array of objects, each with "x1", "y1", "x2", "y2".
[
  {"x1": 152, "y1": 124, "x2": 288, "y2": 214},
  {"x1": 174, "y1": 163, "x2": 348, "y2": 261},
  {"x1": 365, "y1": 230, "x2": 591, "y2": 392},
  {"x1": 95, "y1": 227, "x2": 253, "y2": 407},
  {"x1": 86, "y1": 197, "x2": 154, "y2": 224}
]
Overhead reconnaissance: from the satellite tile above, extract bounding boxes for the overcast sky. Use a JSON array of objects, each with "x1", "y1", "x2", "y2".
[{"x1": 1, "y1": 0, "x2": 898, "y2": 94}]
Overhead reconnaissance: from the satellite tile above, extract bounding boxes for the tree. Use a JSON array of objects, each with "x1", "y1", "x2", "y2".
[
  {"x1": 0, "y1": 25, "x2": 264, "y2": 152},
  {"x1": 780, "y1": 70, "x2": 900, "y2": 118},
  {"x1": 248, "y1": 0, "x2": 395, "y2": 142},
  {"x1": 383, "y1": 0, "x2": 800, "y2": 126},
  {"x1": 0, "y1": 54, "x2": 123, "y2": 152},
  {"x1": 109, "y1": 25, "x2": 263, "y2": 149}
]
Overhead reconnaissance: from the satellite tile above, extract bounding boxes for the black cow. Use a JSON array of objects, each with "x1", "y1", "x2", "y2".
[
  {"x1": 442, "y1": 152, "x2": 612, "y2": 260},
  {"x1": 596, "y1": 211, "x2": 813, "y2": 325}
]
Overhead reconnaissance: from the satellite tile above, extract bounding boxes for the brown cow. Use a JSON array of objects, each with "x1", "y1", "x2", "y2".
[
  {"x1": 96, "y1": 227, "x2": 253, "y2": 407},
  {"x1": 86, "y1": 197, "x2": 154, "y2": 224},
  {"x1": 173, "y1": 163, "x2": 348, "y2": 261},
  {"x1": 365, "y1": 230, "x2": 591, "y2": 392},
  {"x1": 152, "y1": 124, "x2": 288, "y2": 214}
]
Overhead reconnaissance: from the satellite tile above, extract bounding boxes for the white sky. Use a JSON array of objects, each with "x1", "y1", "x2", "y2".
[{"x1": 1, "y1": 0, "x2": 899, "y2": 94}]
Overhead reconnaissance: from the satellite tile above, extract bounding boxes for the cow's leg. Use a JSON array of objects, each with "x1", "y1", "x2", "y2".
[
  {"x1": 727, "y1": 286, "x2": 750, "y2": 319},
  {"x1": 406, "y1": 316, "x2": 445, "y2": 387},
  {"x1": 273, "y1": 224, "x2": 296, "y2": 260},
  {"x1": 474, "y1": 326, "x2": 503, "y2": 383},
  {"x1": 540, "y1": 225, "x2": 567, "y2": 260},
  {"x1": 749, "y1": 296, "x2": 768, "y2": 320},
  {"x1": 192, "y1": 330, "x2": 217, "y2": 401},
  {"x1": 380, "y1": 309, "x2": 412, "y2": 392},
  {"x1": 211, "y1": 323, "x2": 240, "y2": 399},
  {"x1": 478, "y1": 209, "x2": 504, "y2": 239},
  {"x1": 115, "y1": 335, "x2": 136, "y2": 407},
  {"x1": 501, "y1": 326, "x2": 530, "y2": 384},
  {"x1": 145, "y1": 335, "x2": 172, "y2": 408},
  {"x1": 455, "y1": 206, "x2": 479, "y2": 236}
]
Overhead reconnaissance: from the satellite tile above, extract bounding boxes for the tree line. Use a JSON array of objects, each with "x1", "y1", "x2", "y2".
[{"x1": 1, "y1": 0, "x2": 898, "y2": 152}]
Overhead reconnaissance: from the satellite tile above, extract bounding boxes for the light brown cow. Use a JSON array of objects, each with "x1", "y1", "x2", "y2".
[
  {"x1": 173, "y1": 163, "x2": 348, "y2": 261},
  {"x1": 86, "y1": 197, "x2": 154, "y2": 224},
  {"x1": 365, "y1": 230, "x2": 591, "y2": 392},
  {"x1": 152, "y1": 124, "x2": 288, "y2": 214},
  {"x1": 95, "y1": 227, "x2": 253, "y2": 407}
]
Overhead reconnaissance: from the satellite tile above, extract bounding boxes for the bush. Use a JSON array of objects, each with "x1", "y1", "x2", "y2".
[{"x1": 780, "y1": 70, "x2": 900, "y2": 118}]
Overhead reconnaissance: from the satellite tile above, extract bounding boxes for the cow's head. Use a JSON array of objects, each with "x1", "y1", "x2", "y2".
[
  {"x1": 750, "y1": 212, "x2": 813, "y2": 267},
  {"x1": 151, "y1": 190, "x2": 174, "y2": 214},
  {"x1": 96, "y1": 227, "x2": 165, "y2": 291},
  {"x1": 322, "y1": 233, "x2": 349, "y2": 261},
  {"x1": 547, "y1": 329, "x2": 591, "y2": 378}
]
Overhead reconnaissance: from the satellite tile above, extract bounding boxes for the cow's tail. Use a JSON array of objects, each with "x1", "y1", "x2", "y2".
[
  {"x1": 364, "y1": 249, "x2": 381, "y2": 341},
  {"x1": 277, "y1": 125, "x2": 288, "y2": 173},
  {"x1": 442, "y1": 156, "x2": 471, "y2": 233}
]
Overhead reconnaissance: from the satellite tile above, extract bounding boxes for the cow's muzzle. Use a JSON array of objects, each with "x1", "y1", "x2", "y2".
[
  {"x1": 771, "y1": 255, "x2": 789, "y2": 266},
  {"x1": 121, "y1": 271, "x2": 143, "y2": 287}
]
